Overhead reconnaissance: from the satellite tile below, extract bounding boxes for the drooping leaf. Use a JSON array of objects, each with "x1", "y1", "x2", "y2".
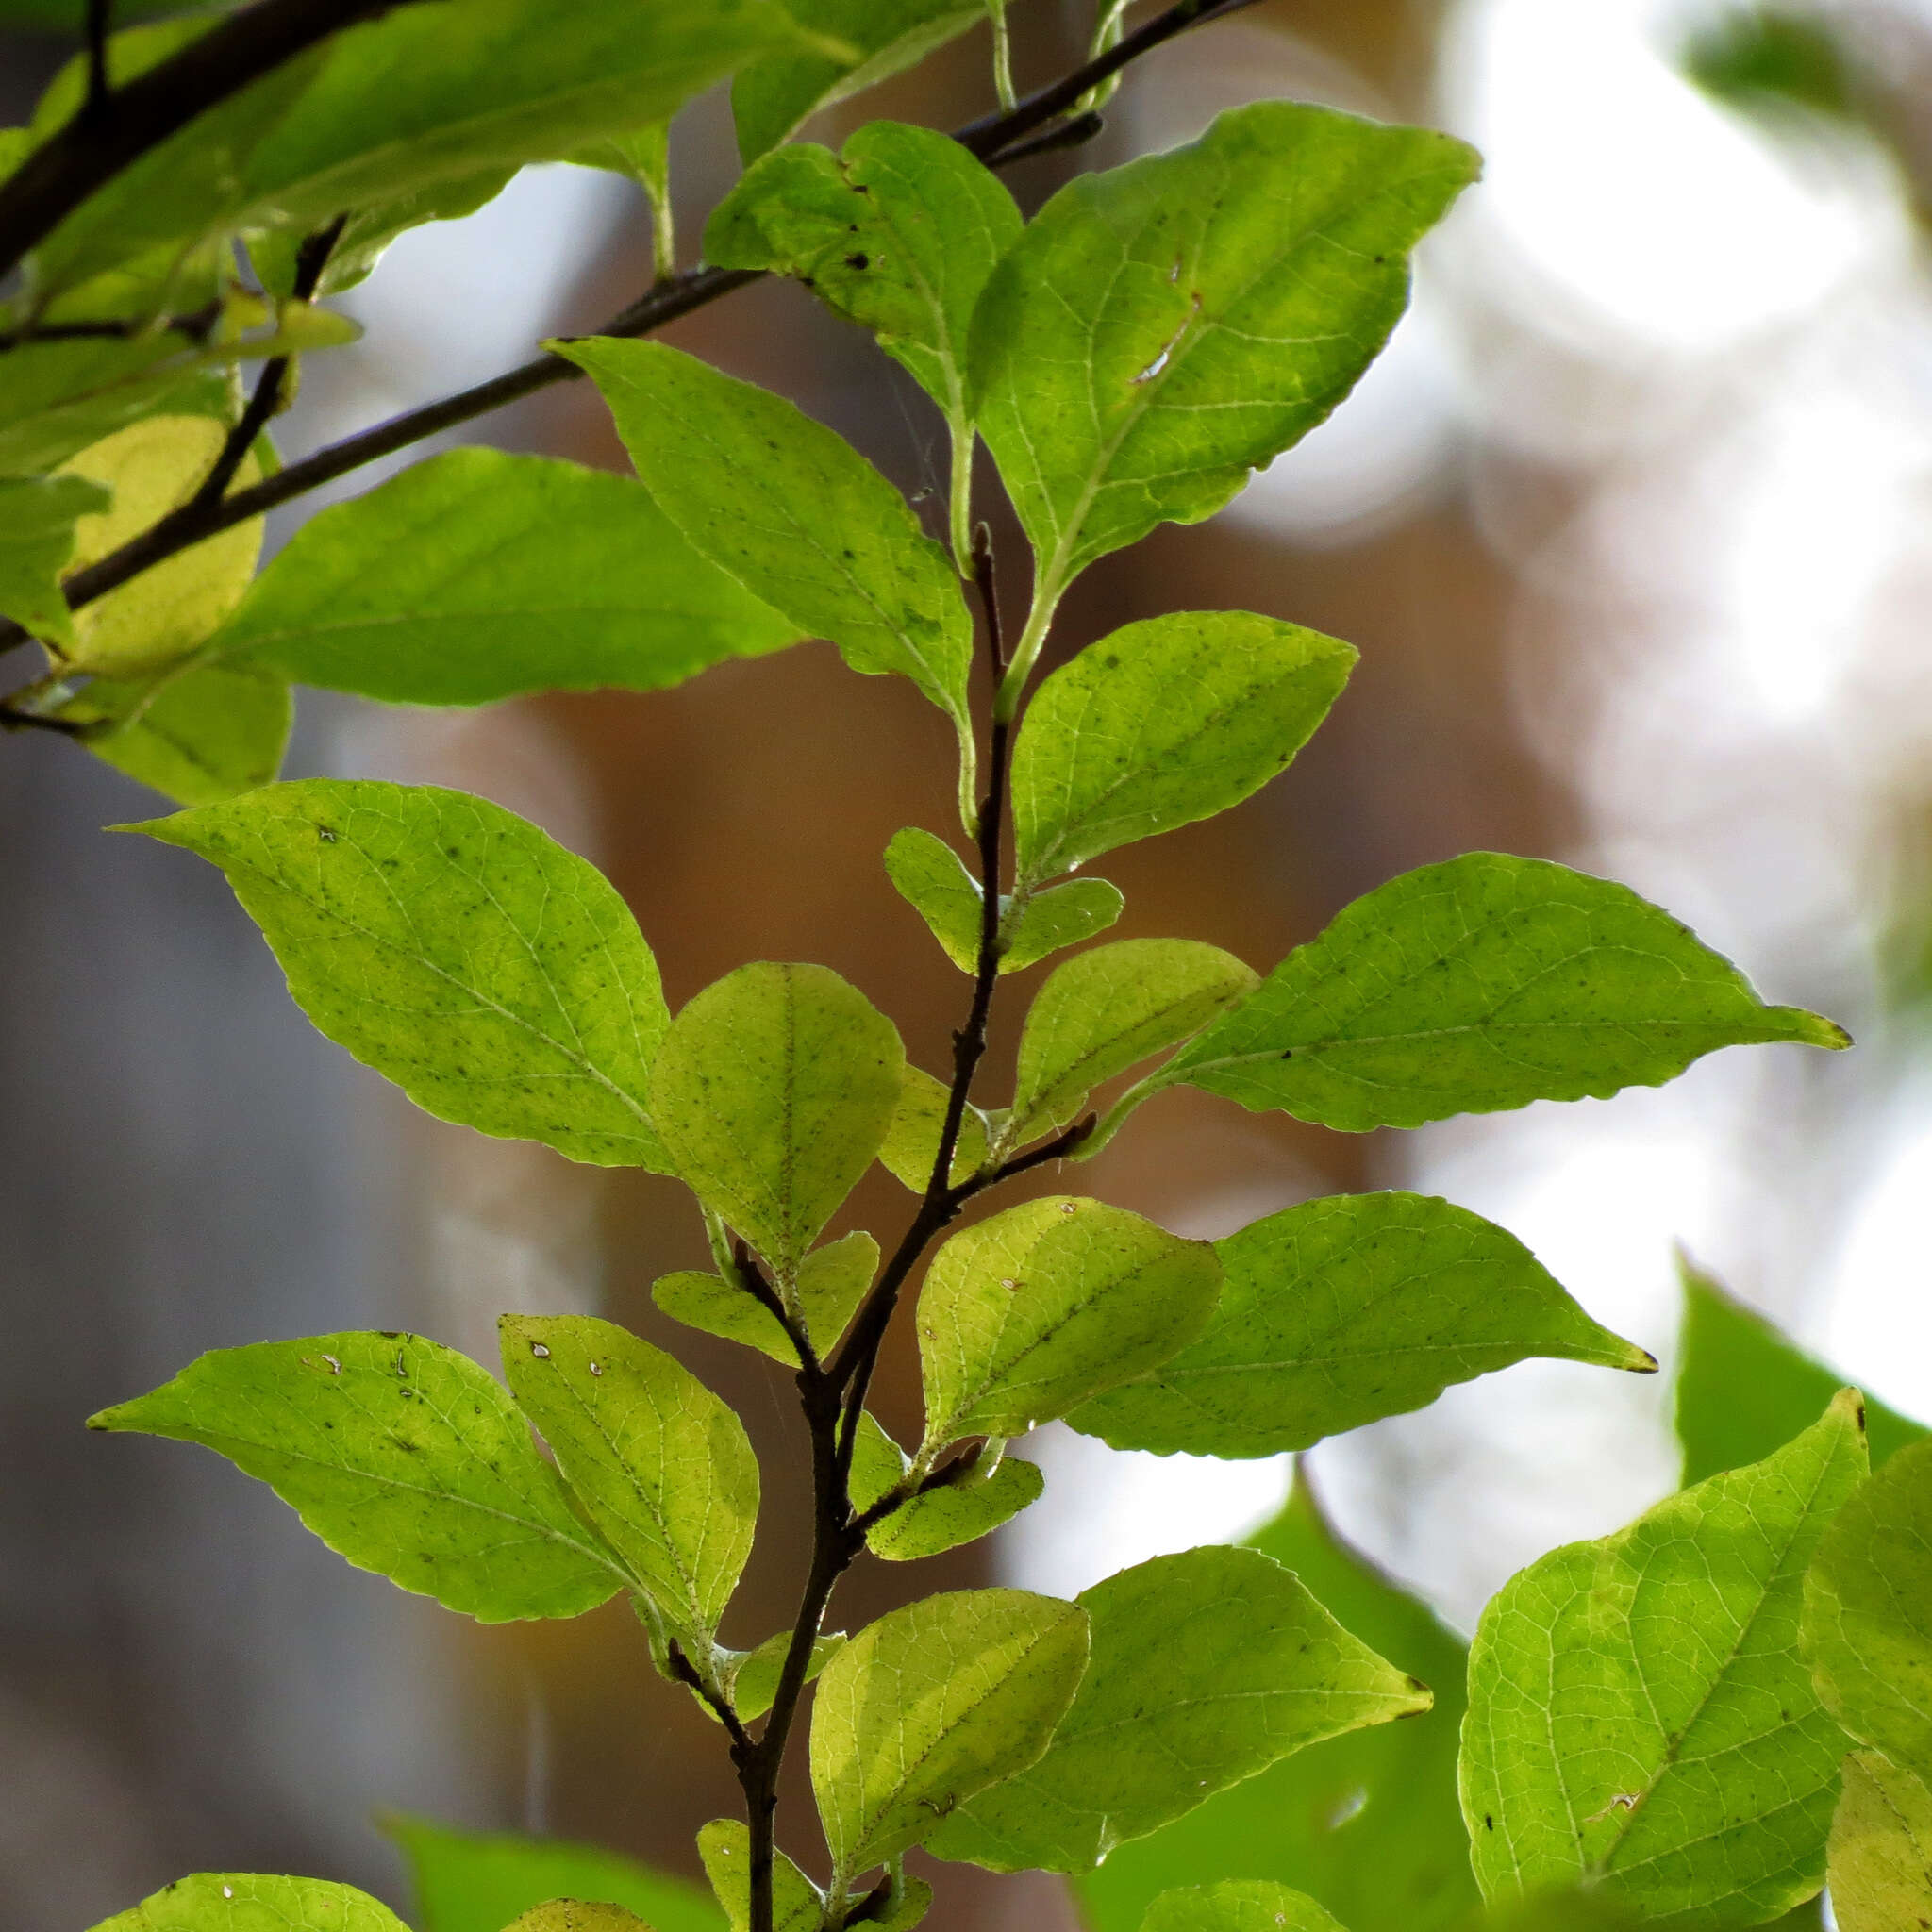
[
  {"x1": 208, "y1": 450, "x2": 802, "y2": 705},
  {"x1": 1071, "y1": 1191, "x2": 1654, "y2": 1459},
  {"x1": 1461, "y1": 1389, "x2": 1870, "y2": 1922},
  {"x1": 1828, "y1": 1750, "x2": 1932, "y2": 1932},
  {"x1": 555, "y1": 339, "x2": 973, "y2": 758},
  {"x1": 697, "y1": 1819, "x2": 823, "y2": 1932},
  {"x1": 1075, "y1": 1474, "x2": 1478, "y2": 1932},
  {"x1": 1001, "y1": 877, "x2": 1124, "y2": 970},
  {"x1": 808, "y1": 1586, "x2": 1090, "y2": 1881},
  {"x1": 649, "y1": 962, "x2": 904, "y2": 1278},
  {"x1": 57, "y1": 657, "x2": 291, "y2": 805},
  {"x1": 0, "y1": 472, "x2": 108, "y2": 646},
  {"x1": 383, "y1": 1815, "x2": 722, "y2": 1932},
  {"x1": 654, "y1": 1231, "x2": 877, "y2": 1367},
  {"x1": 88, "y1": 1331, "x2": 625, "y2": 1623},
  {"x1": 717, "y1": 1629, "x2": 845, "y2": 1724},
  {"x1": 500, "y1": 1314, "x2": 758, "y2": 1644},
  {"x1": 915, "y1": 1195, "x2": 1221, "y2": 1446},
  {"x1": 1675, "y1": 1254, "x2": 1924, "y2": 1484},
  {"x1": 29, "y1": 1, "x2": 810, "y2": 297},
  {"x1": 129, "y1": 779, "x2": 673, "y2": 1168},
  {"x1": 885, "y1": 826, "x2": 983, "y2": 973},
  {"x1": 56, "y1": 414, "x2": 263, "y2": 676},
  {"x1": 1802, "y1": 1436, "x2": 1932, "y2": 1778},
  {"x1": 970, "y1": 103, "x2": 1479, "y2": 594},
  {"x1": 707, "y1": 120, "x2": 1020, "y2": 427},
  {"x1": 502, "y1": 1907, "x2": 650, "y2": 1932},
  {"x1": 1162, "y1": 854, "x2": 1848, "y2": 1132},
  {"x1": 1009, "y1": 613, "x2": 1357, "y2": 885},
  {"x1": 88, "y1": 1873, "x2": 410, "y2": 1932},
  {"x1": 866, "y1": 1450, "x2": 1044, "y2": 1561},
  {"x1": 1136, "y1": 1882, "x2": 1348, "y2": 1932},
  {"x1": 1005, "y1": 939, "x2": 1257, "y2": 1147},
  {"x1": 732, "y1": 0, "x2": 1016, "y2": 161},
  {"x1": 877, "y1": 1064, "x2": 989, "y2": 1191},
  {"x1": 927, "y1": 1544, "x2": 1430, "y2": 1873}
]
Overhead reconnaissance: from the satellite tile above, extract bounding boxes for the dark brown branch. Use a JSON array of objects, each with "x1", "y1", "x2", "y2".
[
  {"x1": 730, "y1": 1237, "x2": 818, "y2": 1373},
  {"x1": 83, "y1": 0, "x2": 113, "y2": 124},
  {"x1": 0, "y1": 0, "x2": 414, "y2": 279},
  {"x1": 666, "y1": 1639, "x2": 755, "y2": 1762},
  {"x1": 986, "y1": 108, "x2": 1106, "y2": 168}
]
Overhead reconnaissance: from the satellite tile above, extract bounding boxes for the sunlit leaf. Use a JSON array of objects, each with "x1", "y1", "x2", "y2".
[
  {"x1": 88, "y1": 1331, "x2": 625, "y2": 1622},
  {"x1": 885, "y1": 826, "x2": 983, "y2": 973},
  {"x1": 928, "y1": 1545, "x2": 1429, "y2": 1873},
  {"x1": 1462, "y1": 1389, "x2": 1869, "y2": 1921},
  {"x1": 89, "y1": 1873, "x2": 410, "y2": 1932},
  {"x1": 916, "y1": 1195, "x2": 1221, "y2": 1445},
  {"x1": 1001, "y1": 877, "x2": 1124, "y2": 971},
  {"x1": 1164, "y1": 853, "x2": 1848, "y2": 1132},
  {"x1": 1073, "y1": 1191, "x2": 1654, "y2": 1458},
  {"x1": 649, "y1": 961, "x2": 904, "y2": 1278},
  {"x1": 653, "y1": 1231, "x2": 878, "y2": 1366},
  {"x1": 697, "y1": 1819, "x2": 823, "y2": 1932},
  {"x1": 503, "y1": 1906, "x2": 650, "y2": 1932},
  {"x1": 866, "y1": 1449, "x2": 1044, "y2": 1561},
  {"x1": 1136, "y1": 1882, "x2": 1348, "y2": 1932},
  {"x1": 878, "y1": 1064, "x2": 989, "y2": 1191},
  {"x1": 0, "y1": 472, "x2": 108, "y2": 646},
  {"x1": 1010, "y1": 613, "x2": 1356, "y2": 885},
  {"x1": 809, "y1": 1586, "x2": 1089, "y2": 1880},
  {"x1": 1828, "y1": 1750, "x2": 1932, "y2": 1932},
  {"x1": 129, "y1": 779, "x2": 673, "y2": 1168},
  {"x1": 716, "y1": 1630, "x2": 845, "y2": 1726}
]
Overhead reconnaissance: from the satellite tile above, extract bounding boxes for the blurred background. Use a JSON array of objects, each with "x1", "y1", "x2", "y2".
[{"x1": 5, "y1": 0, "x2": 1932, "y2": 1925}]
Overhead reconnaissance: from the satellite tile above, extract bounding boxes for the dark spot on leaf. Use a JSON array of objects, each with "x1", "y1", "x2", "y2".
[
  {"x1": 1484, "y1": 1816, "x2": 1494, "y2": 1830},
  {"x1": 1279, "y1": 1048, "x2": 1293, "y2": 1059},
  {"x1": 844, "y1": 252, "x2": 869, "y2": 270},
  {"x1": 1857, "y1": 1402, "x2": 1868, "y2": 1429}
]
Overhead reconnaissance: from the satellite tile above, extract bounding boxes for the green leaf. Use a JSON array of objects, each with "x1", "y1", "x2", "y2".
[
  {"x1": 499, "y1": 1314, "x2": 758, "y2": 1643},
  {"x1": 554, "y1": 340, "x2": 974, "y2": 765},
  {"x1": 503, "y1": 1907, "x2": 650, "y2": 1932},
  {"x1": 717, "y1": 1629, "x2": 845, "y2": 1725},
  {"x1": 207, "y1": 450, "x2": 802, "y2": 705},
  {"x1": 650, "y1": 962, "x2": 903, "y2": 1278},
  {"x1": 58, "y1": 658, "x2": 291, "y2": 806},
  {"x1": 1828, "y1": 1750, "x2": 1932, "y2": 1932},
  {"x1": 696, "y1": 1820, "x2": 823, "y2": 1932},
  {"x1": 732, "y1": 1, "x2": 1014, "y2": 161},
  {"x1": 1162, "y1": 853, "x2": 1848, "y2": 1132},
  {"x1": 56, "y1": 413, "x2": 264, "y2": 676},
  {"x1": 654, "y1": 1231, "x2": 878, "y2": 1366},
  {"x1": 877, "y1": 1064, "x2": 989, "y2": 1191},
  {"x1": 706, "y1": 120, "x2": 1020, "y2": 427},
  {"x1": 383, "y1": 1814, "x2": 722, "y2": 1932},
  {"x1": 88, "y1": 1330, "x2": 624, "y2": 1623},
  {"x1": 1803, "y1": 1435, "x2": 1932, "y2": 1777},
  {"x1": 129, "y1": 779, "x2": 673, "y2": 1169},
  {"x1": 885, "y1": 826, "x2": 983, "y2": 972},
  {"x1": 970, "y1": 103, "x2": 1478, "y2": 594},
  {"x1": 916, "y1": 1195, "x2": 1221, "y2": 1446},
  {"x1": 927, "y1": 1544, "x2": 1431, "y2": 1873},
  {"x1": 1137, "y1": 1882, "x2": 1348, "y2": 1932},
  {"x1": 1010, "y1": 613, "x2": 1357, "y2": 885},
  {"x1": 867, "y1": 1449, "x2": 1045, "y2": 1561},
  {"x1": 1005, "y1": 939, "x2": 1257, "y2": 1146},
  {"x1": 1001, "y1": 877, "x2": 1125, "y2": 971},
  {"x1": 1675, "y1": 1254, "x2": 1924, "y2": 1484},
  {"x1": 808, "y1": 1586, "x2": 1090, "y2": 1881},
  {"x1": 88, "y1": 1874, "x2": 409, "y2": 1932},
  {"x1": 30, "y1": 1, "x2": 808, "y2": 297},
  {"x1": 1074, "y1": 1474, "x2": 1478, "y2": 1932},
  {"x1": 0, "y1": 335, "x2": 234, "y2": 477},
  {"x1": 1071, "y1": 1191, "x2": 1655, "y2": 1459},
  {"x1": 0, "y1": 472, "x2": 108, "y2": 646},
  {"x1": 1461, "y1": 1388, "x2": 1870, "y2": 1922}
]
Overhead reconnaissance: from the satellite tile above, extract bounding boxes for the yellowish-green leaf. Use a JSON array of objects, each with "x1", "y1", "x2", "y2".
[
  {"x1": 0, "y1": 471, "x2": 108, "y2": 646},
  {"x1": 88, "y1": 1873, "x2": 410, "y2": 1932},
  {"x1": 58, "y1": 657, "x2": 291, "y2": 805},
  {"x1": 1461, "y1": 1389, "x2": 1870, "y2": 1922},
  {"x1": 1000, "y1": 877, "x2": 1124, "y2": 972},
  {"x1": 1137, "y1": 1882, "x2": 1348, "y2": 1932},
  {"x1": 885, "y1": 826, "x2": 982, "y2": 972},
  {"x1": 1803, "y1": 1435, "x2": 1932, "y2": 1778},
  {"x1": 878, "y1": 1064, "x2": 988, "y2": 1191},
  {"x1": 1006, "y1": 939, "x2": 1256, "y2": 1147},
  {"x1": 916, "y1": 1196, "x2": 1221, "y2": 1446},
  {"x1": 867, "y1": 1450, "x2": 1044, "y2": 1562},
  {"x1": 971, "y1": 103, "x2": 1478, "y2": 592},
  {"x1": 128, "y1": 779, "x2": 673, "y2": 1168},
  {"x1": 809, "y1": 1586, "x2": 1090, "y2": 1881},
  {"x1": 1828, "y1": 1749, "x2": 1932, "y2": 1932},
  {"x1": 500, "y1": 1315, "x2": 757, "y2": 1644},
  {"x1": 56, "y1": 414, "x2": 262, "y2": 676},
  {"x1": 1164, "y1": 853, "x2": 1849, "y2": 1132},
  {"x1": 927, "y1": 1545, "x2": 1430, "y2": 1873},
  {"x1": 503, "y1": 1907, "x2": 651, "y2": 1932},
  {"x1": 1071, "y1": 1191, "x2": 1655, "y2": 1458},
  {"x1": 649, "y1": 961, "x2": 904, "y2": 1278},
  {"x1": 208, "y1": 450, "x2": 801, "y2": 705},
  {"x1": 1010, "y1": 613, "x2": 1357, "y2": 885},
  {"x1": 88, "y1": 1330, "x2": 625, "y2": 1623},
  {"x1": 697, "y1": 1820, "x2": 822, "y2": 1932},
  {"x1": 653, "y1": 1231, "x2": 878, "y2": 1366},
  {"x1": 716, "y1": 1630, "x2": 845, "y2": 1725}
]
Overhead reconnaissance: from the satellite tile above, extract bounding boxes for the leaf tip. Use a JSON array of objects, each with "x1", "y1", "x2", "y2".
[{"x1": 1782, "y1": 1007, "x2": 1853, "y2": 1051}]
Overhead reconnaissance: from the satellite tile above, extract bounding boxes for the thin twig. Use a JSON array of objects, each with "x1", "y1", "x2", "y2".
[
  {"x1": 83, "y1": 0, "x2": 114, "y2": 123},
  {"x1": 988, "y1": 109, "x2": 1106, "y2": 167},
  {"x1": 666, "y1": 1640, "x2": 755, "y2": 1762}
]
